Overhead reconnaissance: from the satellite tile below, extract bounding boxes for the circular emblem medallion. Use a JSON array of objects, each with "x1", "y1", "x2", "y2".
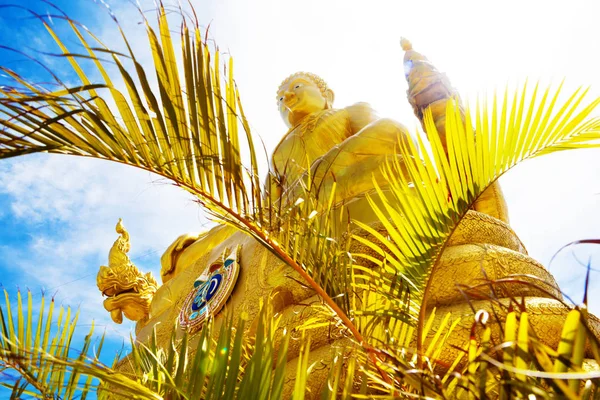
[{"x1": 179, "y1": 246, "x2": 240, "y2": 332}]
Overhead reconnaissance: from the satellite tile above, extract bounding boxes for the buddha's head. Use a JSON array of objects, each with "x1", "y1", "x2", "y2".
[{"x1": 277, "y1": 72, "x2": 334, "y2": 128}]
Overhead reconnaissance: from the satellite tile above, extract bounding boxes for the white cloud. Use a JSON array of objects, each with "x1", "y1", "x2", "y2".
[
  {"x1": 0, "y1": 1, "x2": 219, "y2": 341},
  {"x1": 0, "y1": 154, "x2": 209, "y2": 340}
]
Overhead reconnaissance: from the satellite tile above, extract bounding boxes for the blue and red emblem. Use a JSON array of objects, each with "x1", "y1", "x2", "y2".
[{"x1": 179, "y1": 246, "x2": 240, "y2": 331}]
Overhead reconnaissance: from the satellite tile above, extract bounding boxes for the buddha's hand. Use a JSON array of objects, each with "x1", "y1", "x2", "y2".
[{"x1": 160, "y1": 233, "x2": 202, "y2": 279}]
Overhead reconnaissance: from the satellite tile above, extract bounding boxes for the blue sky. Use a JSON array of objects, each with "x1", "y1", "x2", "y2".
[
  {"x1": 0, "y1": 1, "x2": 210, "y2": 394},
  {"x1": 2, "y1": 0, "x2": 600, "y2": 396}
]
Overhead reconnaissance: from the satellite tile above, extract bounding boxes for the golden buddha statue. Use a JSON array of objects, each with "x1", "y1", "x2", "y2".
[
  {"x1": 97, "y1": 41, "x2": 600, "y2": 396},
  {"x1": 269, "y1": 71, "x2": 415, "y2": 225}
]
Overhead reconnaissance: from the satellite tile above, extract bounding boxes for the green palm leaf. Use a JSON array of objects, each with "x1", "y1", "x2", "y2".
[{"x1": 355, "y1": 83, "x2": 600, "y2": 366}]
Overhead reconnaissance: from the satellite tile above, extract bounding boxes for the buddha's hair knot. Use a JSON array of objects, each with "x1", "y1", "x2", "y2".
[{"x1": 277, "y1": 72, "x2": 330, "y2": 99}]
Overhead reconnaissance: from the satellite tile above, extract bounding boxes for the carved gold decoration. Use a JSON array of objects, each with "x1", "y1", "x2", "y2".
[{"x1": 97, "y1": 219, "x2": 158, "y2": 326}]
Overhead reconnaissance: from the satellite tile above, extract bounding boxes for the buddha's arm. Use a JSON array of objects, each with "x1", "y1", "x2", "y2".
[
  {"x1": 345, "y1": 102, "x2": 379, "y2": 133},
  {"x1": 299, "y1": 117, "x2": 413, "y2": 207}
]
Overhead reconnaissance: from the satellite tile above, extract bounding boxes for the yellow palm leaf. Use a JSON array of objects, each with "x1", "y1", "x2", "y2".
[
  {"x1": 0, "y1": 4, "x2": 368, "y2": 372},
  {"x1": 356, "y1": 84, "x2": 600, "y2": 363}
]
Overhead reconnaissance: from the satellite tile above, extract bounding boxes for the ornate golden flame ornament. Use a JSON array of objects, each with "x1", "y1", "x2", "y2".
[
  {"x1": 96, "y1": 219, "x2": 158, "y2": 327},
  {"x1": 178, "y1": 246, "x2": 241, "y2": 332}
]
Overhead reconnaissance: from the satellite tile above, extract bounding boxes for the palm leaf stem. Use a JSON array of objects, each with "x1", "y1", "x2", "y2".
[
  {"x1": 0, "y1": 5, "x2": 385, "y2": 380},
  {"x1": 1, "y1": 358, "x2": 50, "y2": 397}
]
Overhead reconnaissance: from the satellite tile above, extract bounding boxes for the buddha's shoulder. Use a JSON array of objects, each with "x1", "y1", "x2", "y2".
[
  {"x1": 342, "y1": 102, "x2": 377, "y2": 122},
  {"x1": 277, "y1": 109, "x2": 350, "y2": 142},
  {"x1": 270, "y1": 109, "x2": 352, "y2": 167},
  {"x1": 311, "y1": 104, "x2": 376, "y2": 120},
  {"x1": 299, "y1": 108, "x2": 350, "y2": 131},
  {"x1": 307, "y1": 103, "x2": 375, "y2": 126},
  {"x1": 343, "y1": 102, "x2": 376, "y2": 114}
]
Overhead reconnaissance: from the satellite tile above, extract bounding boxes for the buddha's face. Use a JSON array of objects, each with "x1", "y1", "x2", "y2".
[{"x1": 277, "y1": 75, "x2": 333, "y2": 128}]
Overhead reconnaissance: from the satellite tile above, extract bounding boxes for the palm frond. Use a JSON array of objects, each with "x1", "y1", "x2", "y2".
[
  {"x1": 0, "y1": 5, "x2": 255, "y2": 218},
  {"x1": 0, "y1": 289, "x2": 159, "y2": 399},
  {"x1": 353, "y1": 83, "x2": 600, "y2": 365},
  {"x1": 1, "y1": 288, "x2": 378, "y2": 399},
  {"x1": 0, "y1": 3, "x2": 367, "y2": 366}
]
